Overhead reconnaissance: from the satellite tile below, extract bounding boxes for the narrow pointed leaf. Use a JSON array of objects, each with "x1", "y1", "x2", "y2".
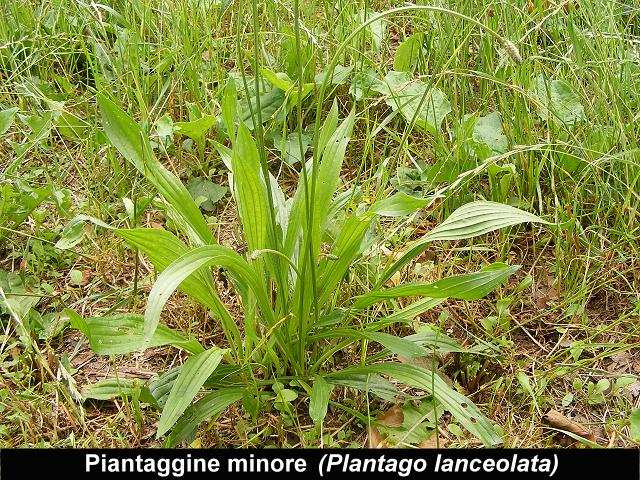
[
  {"x1": 116, "y1": 228, "x2": 241, "y2": 352},
  {"x1": 342, "y1": 363, "x2": 502, "y2": 446},
  {"x1": 165, "y1": 387, "x2": 244, "y2": 446},
  {"x1": 82, "y1": 378, "x2": 156, "y2": 406},
  {"x1": 379, "y1": 201, "x2": 546, "y2": 285},
  {"x1": 313, "y1": 328, "x2": 427, "y2": 358},
  {"x1": 371, "y1": 191, "x2": 430, "y2": 217},
  {"x1": 426, "y1": 201, "x2": 548, "y2": 241},
  {"x1": 157, "y1": 347, "x2": 227, "y2": 437},
  {"x1": 328, "y1": 373, "x2": 398, "y2": 401},
  {"x1": 309, "y1": 376, "x2": 333, "y2": 425},
  {"x1": 143, "y1": 245, "x2": 275, "y2": 344},
  {"x1": 71, "y1": 313, "x2": 203, "y2": 355},
  {"x1": 97, "y1": 93, "x2": 213, "y2": 245},
  {"x1": 0, "y1": 107, "x2": 19, "y2": 135},
  {"x1": 174, "y1": 115, "x2": 216, "y2": 143},
  {"x1": 357, "y1": 263, "x2": 519, "y2": 310}
]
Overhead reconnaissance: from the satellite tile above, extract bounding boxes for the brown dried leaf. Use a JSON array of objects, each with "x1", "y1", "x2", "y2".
[
  {"x1": 366, "y1": 405, "x2": 404, "y2": 448},
  {"x1": 417, "y1": 435, "x2": 448, "y2": 448},
  {"x1": 544, "y1": 409, "x2": 596, "y2": 442}
]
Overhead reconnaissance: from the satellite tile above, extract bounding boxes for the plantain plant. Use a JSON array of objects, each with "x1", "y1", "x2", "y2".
[{"x1": 66, "y1": 79, "x2": 549, "y2": 447}]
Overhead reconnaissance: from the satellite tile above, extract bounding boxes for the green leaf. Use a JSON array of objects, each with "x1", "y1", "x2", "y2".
[
  {"x1": 317, "y1": 213, "x2": 374, "y2": 306},
  {"x1": 149, "y1": 367, "x2": 182, "y2": 408},
  {"x1": 630, "y1": 408, "x2": 640, "y2": 443},
  {"x1": 166, "y1": 387, "x2": 244, "y2": 446},
  {"x1": 221, "y1": 78, "x2": 238, "y2": 140},
  {"x1": 174, "y1": 115, "x2": 217, "y2": 143},
  {"x1": 310, "y1": 109, "x2": 355, "y2": 255},
  {"x1": 371, "y1": 191, "x2": 430, "y2": 217},
  {"x1": 238, "y1": 88, "x2": 285, "y2": 130},
  {"x1": 373, "y1": 71, "x2": 450, "y2": 133},
  {"x1": 427, "y1": 201, "x2": 548, "y2": 241},
  {"x1": 309, "y1": 376, "x2": 333, "y2": 425},
  {"x1": 154, "y1": 114, "x2": 174, "y2": 145},
  {"x1": 82, "y1": 378, "x2": 156, "y2": 405},
  {"x1": 472, "y1": 111, "x2": 508, "y2": 155},
  {"x1": 394, "y1": 33, "x2": 424, "y2": 72},
  {"x1": 406, "y1": 325, "x2": 494, "y2": 355},
  {"x1": 97, "y1": 93, "x2": 213, "y2": 246},
  {"x1": 260, "y1": 68, "x2": 293, "y2": 91},
  {"x1": 70, "y1": 313, "x2": 204, "y2": 355},
  {"x1": 357, "y1": 10, "x2": 386, "y2": 50},
  {"x1": 314, "y1": 327, "x2": 428, "y2": 358},
  {"x1": 357, "y1": 263, "x2": 520, "y2": 310},
  {"x1": 0, "y1": 107, "x2": 19, "y2": 135},
  {"x1": 314, "y1": 64, "x2": 354, "y2": 86},
  {"x1": 349, "y1": 68, "x2": 381, "y2": 101},
  {"x1": 531, "y1": 74, "x2": 586, "y2": 125},
  {"x1": 186, "y1": 177, "x2": 227, "y2": 211},
  {"x1": 381, "y1": 298, "x2": 446, "y2": 326},
  {"x1": 157, "y1": 347, "x2": 227, "y2": 437},
  {"x1": 116, "y1": 228, "x2": 215, "y2": 307},
  {"x1": 347, "y1": 362, "x2": 502, "y2": 446},
  {"x1": 379, "y1": 201, "x2": 547, "y2": 285},
  {"x1": 328, "y1": 373, "x2": 398, "y2": 402},
  {"x1": 143, "y1": 245, "x2": 275, "y2": 344},
  {"x1": 0, "y1": 269, "x2": 42, "y2": 349},
  {"x1": 56, "y1": 112, "x2": 90, "y2": 142},
  {"x1": 55, "y1": 218, "x2": 86, "y2": 250},
  {"x1": 231, "y1": 124, "x2": 271, "y2": 255},
  {"x1": 116, "y1": 228, "x2": 241, "y2": 354},
  {"x1": 273, "y1": 131, "x2": 312, "y2": 166},
  {"x1": 383, "y1": 399, "x2": 442, "y2": 446}
]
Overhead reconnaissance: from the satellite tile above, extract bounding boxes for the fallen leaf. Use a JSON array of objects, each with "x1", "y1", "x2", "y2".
[
  {"x1": 367, "y1": 405, "x2": 403, "y2": 448},
  {"x1": 417, "y1": 435, "x2": 448, "y2": 448},
  {"x1": 544, "y1": 409, "x2": 596, "y2": 442}
]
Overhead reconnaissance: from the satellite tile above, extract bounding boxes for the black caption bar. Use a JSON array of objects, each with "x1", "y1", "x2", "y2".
[{"x1": 1, "y1": 449, "x2": 638, "y2": 479}]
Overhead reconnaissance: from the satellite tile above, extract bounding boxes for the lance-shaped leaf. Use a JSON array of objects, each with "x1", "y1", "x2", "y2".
[
  {"x1": 174, "y1": 115, "x2": 216, "y2": 144},
  {"x1": 82, "y1": 378, "x2": 156, "y2": 406},
  {"x1": 116, "y1": 228, "x2": 241, "y2": 353},
  {"x1": 405, "y1": 325, "x2": 496, "y2": 355},
  {"x1": 310, "y1": 110, "x2": 355, "y2": 256},
  {"x1": 328, "y1": 373, "x2": 399, "y2": 402},
  {"x1": 238, "y1": 88, "x2": 285, "y2": 130},
  {"x1": 157, "y1": 347, "x2": 227, "y2": 437},
  {"x1": 312, "y1": 328, "x2": 428, "y2": 358},
  {"x1": 427, "y1": 201, "x2": 548, "y2": 241},
  {"x1": 143, "y1": 245, "x2": 275, "y2": 344},
  {"x1": 231, "y1": 124, "x2": 271, "y2": 255},
  {"x1": 371, "y1": 191, "x2": 431, "y2": 217},
  {"x1": 378, "y1": 201, "x2": 546, "y2": 286},
  {"x1": 394, "y1": 33, "x2": 425, "y2": 72},
  {"x1": 165, "y1": 387, "x2": 244, "y2": 446},
  {"x1": 309, "y1": 376, "x2": 333, "y2": 425},
  {"x1": 0, "y1": 107, "x2": 19, "y2": 135},
  {"x1": 97, "y1": 93, "x2": 213, "y2": 246},
  {"x1": 70, "y1": 313, "x2": 203, "y2": 355},
  {"x1": 347, "y1": 363, "x2": 502, "y2": 446},
  {"x1": 317, "y1": 213, "x2": 374, "y2": 306},
  {"x1": 357, "y1": 263, "x2": 519, "y2": 310}
]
